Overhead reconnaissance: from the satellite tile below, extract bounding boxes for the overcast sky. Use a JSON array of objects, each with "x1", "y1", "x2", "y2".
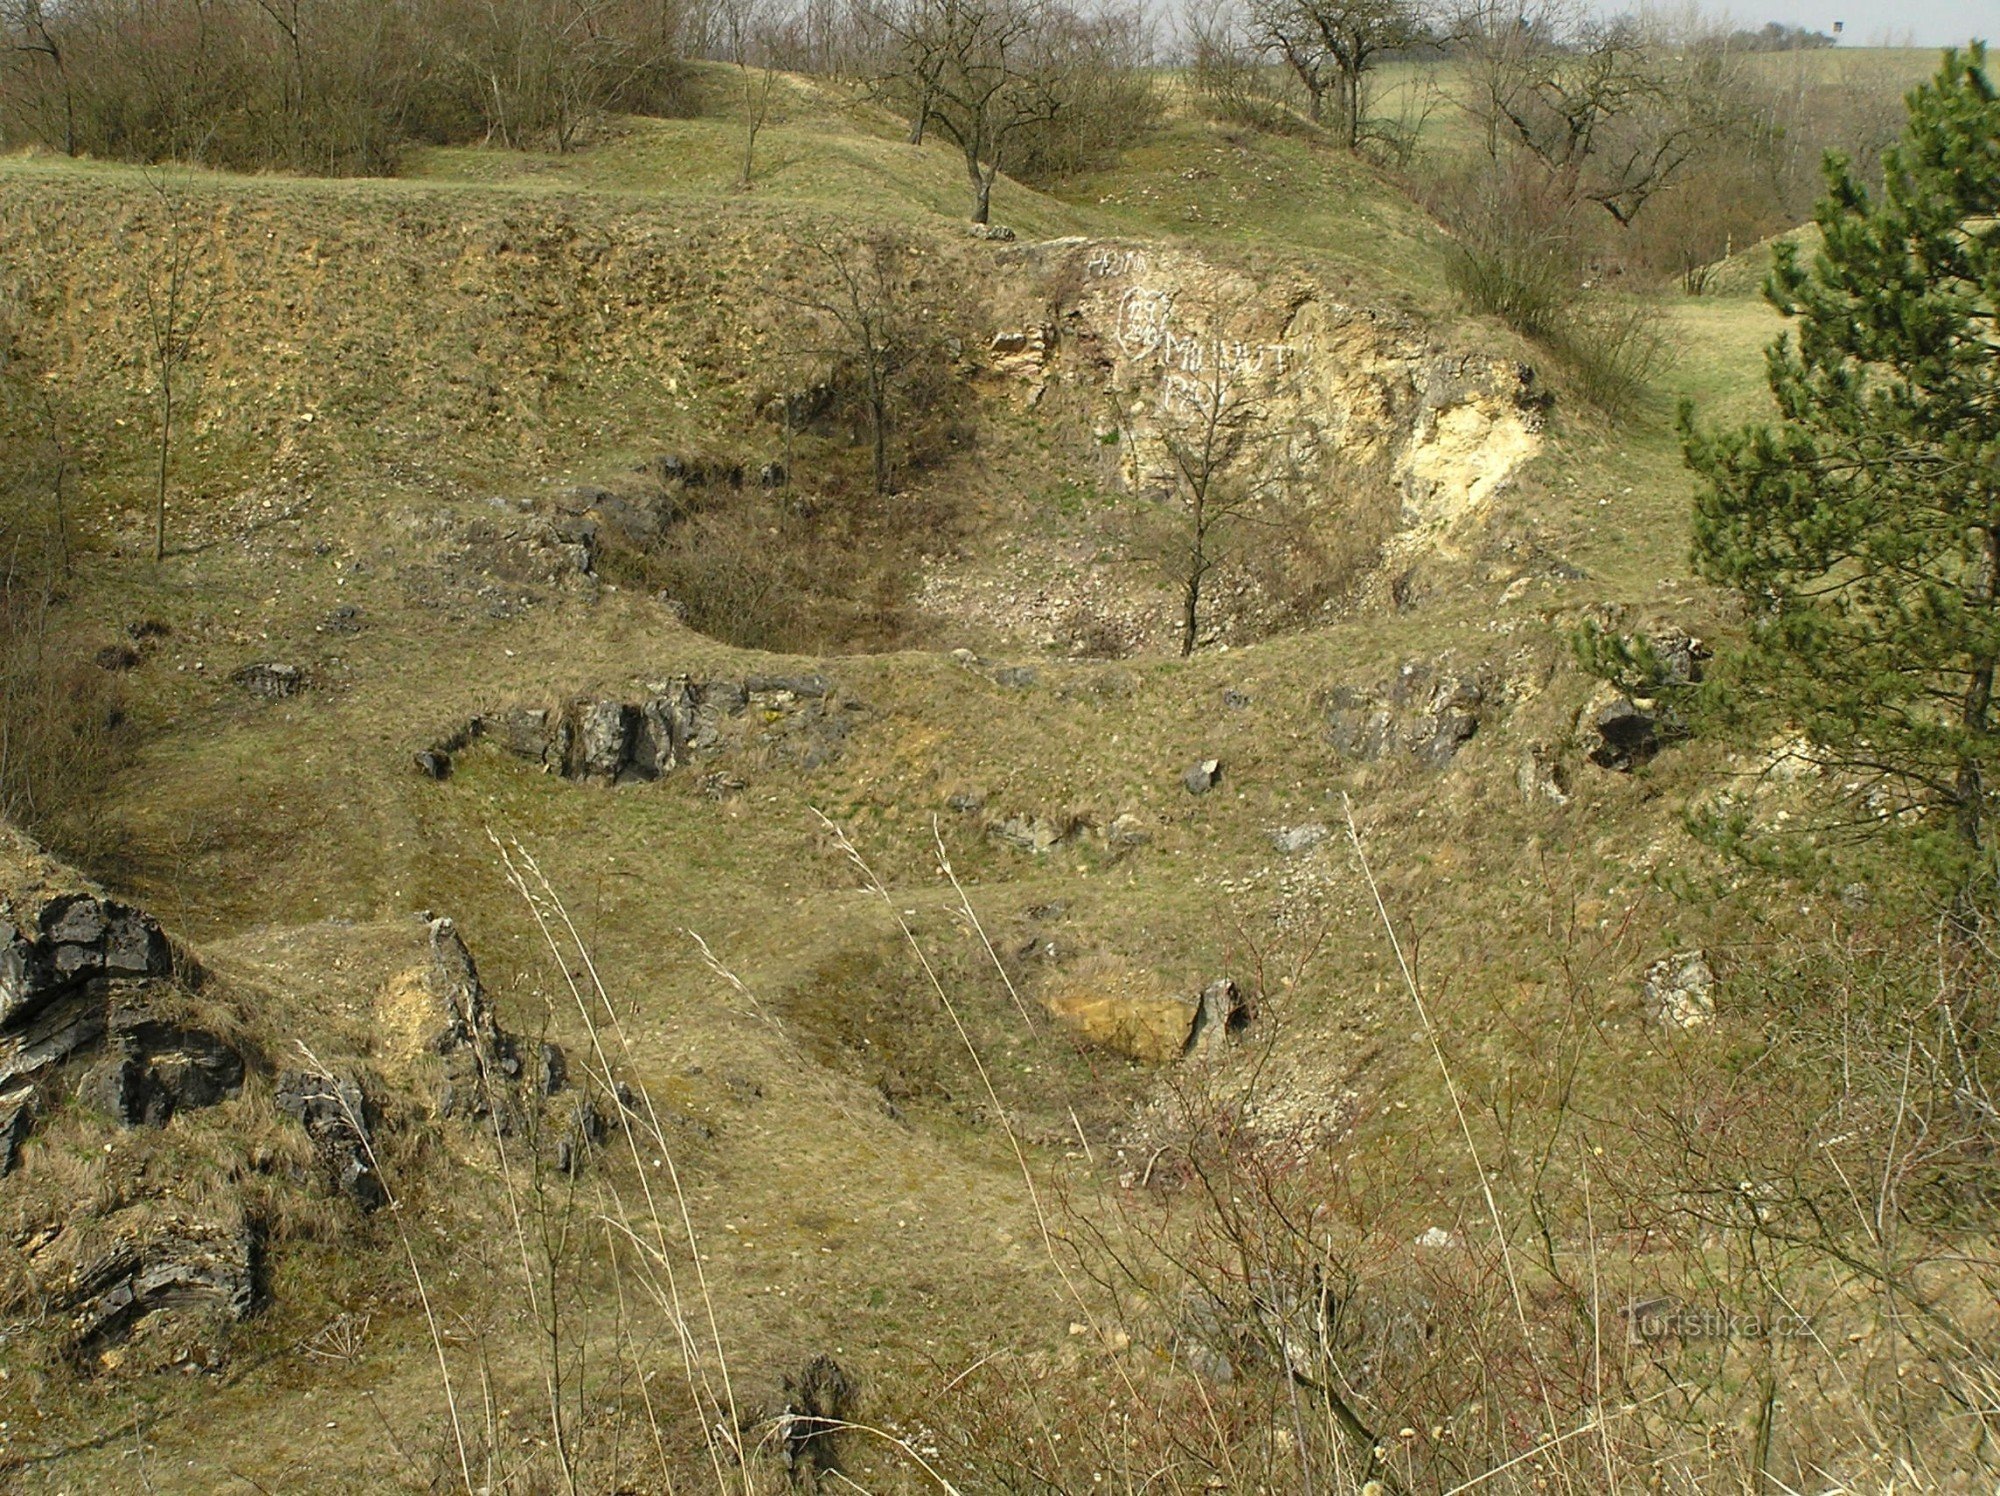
[{"x1": 1661, "y1": 0, "x2": 1990, "y2": 47}]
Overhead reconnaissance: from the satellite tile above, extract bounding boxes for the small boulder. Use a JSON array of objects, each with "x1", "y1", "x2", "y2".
[
  {"x1": 1183, "y1": 759, "x2": 1222, "y2": 796},
  {"x1": 1269, "y1": 824, "x2": 1328, "y2": 856},
  {"x1": 1186, "y1": 979, "x2": 1249, "y2": 1051},
  {"x1": 1643, "y1": 951, "x2": 1715, "y2": 1030},
  {"x1": 232, "y1": 662, "x2": 307, "y2": 700},
  {"x1": 1589, "y1": 696, "x2": 1661, "y2": 770}
]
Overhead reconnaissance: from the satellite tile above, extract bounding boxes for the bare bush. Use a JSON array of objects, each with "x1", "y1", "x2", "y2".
[
  {"x1": 1183, "y1": 0, "x2": 1295, "y2": 131},
  {"x1": 0, "y1": 0, "x2": 697, "y2": 171}
]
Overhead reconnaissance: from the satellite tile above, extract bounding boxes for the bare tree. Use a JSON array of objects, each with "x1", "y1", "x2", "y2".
[
  {"x1": 1128, "y1": 326, "x2": 1285, "y2": 657},
  {"x1": 723, "y1": 0, "x2": 781, "y2": 187},
  {"x1": 1, "y1": 0, "x2": 77, "y2": 155},
  {"x1": 1246, "y1": 0, "x2": 1430, "y2": 150},
  {"x1": 874, "y1": 0, "x2": 1068, "y2": 223},
  {"x1": 136, "y1": 173, "x2": 210, "y2": 565},
  {"x1": 781, "y1": 233, "x2": 933, "y2": 495},
  {"x1": 1459, "y1": 3, "x2": 1742, "y2": 227}
]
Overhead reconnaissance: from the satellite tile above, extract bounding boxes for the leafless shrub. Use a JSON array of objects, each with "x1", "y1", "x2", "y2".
[{"x1": 0, "y1": 0, "x2": 697, "y2": 171}]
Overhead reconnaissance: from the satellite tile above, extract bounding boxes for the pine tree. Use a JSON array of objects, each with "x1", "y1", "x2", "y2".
[{"x1": 1683, "y1": 44, "x2": 2000, "y2": 912}]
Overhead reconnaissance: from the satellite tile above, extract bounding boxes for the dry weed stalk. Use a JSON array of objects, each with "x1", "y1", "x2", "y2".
[
  {"x1": 291, "y1": 1040, "x2": 478, "y2": 1496},
  {"x1": 490, "y1": 829, "x2": 747, "y2": 1494}
]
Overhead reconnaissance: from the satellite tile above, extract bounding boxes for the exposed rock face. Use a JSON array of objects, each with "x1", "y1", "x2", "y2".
[
  {"x1": 1, "y1": 892, "x2": 173, "y2": 1027},
  {"x1": 1644, "y1": 951, "x2": 1716, "y2": 1030},
  {"x1": 1043, "y1": 963, "x2": 1246, "y2": 1063},
  {"x1": 1516, "y1": 743, "x2": 1571, "y2": 805},
  {"x1": 415, "y1": 916, "x2": 531, "y2": 1127},
  {"x1": 422, "y1": 672, "x2": 865, "y2": 783},
  {"x1": 991, "y1": 239, "x2": 1546, "y2": 539},
  {"x1": 0, "y1": 891, "x2": 238, "y2": 1166},
  {"x1": 59, "y1": 1221, "x2": 261, "y2": 1372},
  {"x1": 80, "y1": 1003, "x2": 245, "y2": 1127},
  {"x1": 989, "y1": 813, "x2": 1081, "y2": 854},
  {"x1": 1324, "y1": 659, "x2": 1494, "y2": 767}
]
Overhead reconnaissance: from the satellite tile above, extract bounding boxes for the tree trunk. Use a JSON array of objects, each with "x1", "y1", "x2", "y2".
[
  {"x1": 869, "y1": 378, "x2": 888, "y2": 494},
  {"x1": 153, "y1": 380, "x2": 171, "y2": 564},
  {"x1": 970, "y1": 161, "x2": 993, "y2": 225},
  {"x1": 1956, "y1": 525, "x2": 2000, "y2": 857},
  {"x1": 1180, "y1": 567, "x2": 1199, "y2": 657}
]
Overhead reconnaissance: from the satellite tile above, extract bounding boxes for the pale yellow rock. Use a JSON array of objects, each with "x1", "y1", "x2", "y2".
[{"x1": 1041, "y1": 956, "x2": 1196, "y2": 1063}]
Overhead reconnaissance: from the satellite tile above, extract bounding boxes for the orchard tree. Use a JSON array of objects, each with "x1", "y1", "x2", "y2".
[
  {"x1": 875, "y1": 0, "x2": 1066, "y2": 223},
  {"x1": 1247, "y1": 0, "x2": 1428, "y2": 151},
  {"x1": 1683, "y1": 45, "x2": 2000, "y2": 915}
]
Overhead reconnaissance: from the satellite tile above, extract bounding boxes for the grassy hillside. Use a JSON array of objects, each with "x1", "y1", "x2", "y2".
[{"x1": 2, "y1": 54, "x2": 1987, "y2": 1496}]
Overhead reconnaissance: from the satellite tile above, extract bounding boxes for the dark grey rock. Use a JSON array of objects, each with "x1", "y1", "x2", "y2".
[
  {"x1": 413, "y1": 749, "x2": 451, "y2": 780},
  {"x1": 488, "y1": 705, "x2": 554, "y2": 763},
  {"x1": 80, "y1": 1014, "x2": 243, "y2": 1127},
  {"x1": 1326, "y1": 662, "x2": 1489, "y2": 767},
  {"x1": 62, "y1": 1222, "x2": 262, "y2": 1368},
  {"x1": 777, "y1": 1353, "x2": 855, "y2": 1481},
  {"x1": 1589, "y1": 697, "x2": 1660, "y2": 770},
  {"x1": 317, "y1": 605, "x2": 364, "y2": 635},
  {"x1": 1183, "y1": 759, "x2": 1222, "y2": 796},
  {"x1": 275, "y1": 1070, "x2": 384, "y2": 1210},
  {"x1": 232, "y1": 662, "x2": 307, "y2": 700},
  {"x1": 539, "y1": 1042, "x2": 567, "y2": 1096},
  {"x1": 3, "y1": 897, "x2": 172, "y2": 1028},
  {"x1": 0, "y1": 1091, "x2": 31, "y2": 1174}
]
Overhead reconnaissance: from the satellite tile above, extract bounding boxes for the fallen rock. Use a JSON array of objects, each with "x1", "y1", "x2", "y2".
[
  {"x1": 1186, "y1": 979, "x2": 1249, "y2": 1051},
  {"x1": 1643, "y1": 951, "x2": 1715, "y2": 1030},
  {"x1": 1269, "y1": 823, "x2": 1328, "y2": 855},
  {"x1": 1183, "y1": 759, "x2": 1222, "y2": 796},
  {"x1": 1107, "y1": 812, "x2": 1151, "y2": 847},
  {"x1": 232, "y1": 662, "x2": 307, "y2": 700}
]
